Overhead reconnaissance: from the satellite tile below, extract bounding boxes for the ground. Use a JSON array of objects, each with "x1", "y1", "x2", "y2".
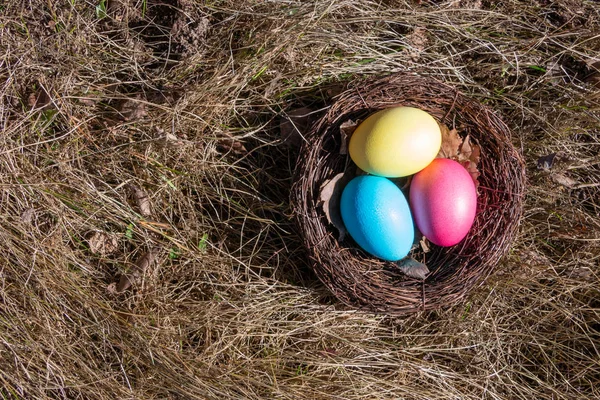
[{"x1": 0, "y1": 0, "x2": 599, "y2": 399}]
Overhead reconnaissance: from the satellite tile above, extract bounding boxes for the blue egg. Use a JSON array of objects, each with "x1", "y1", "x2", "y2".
[{"x1": 340, "y1": 175, "x2": 414, "y2": 261}]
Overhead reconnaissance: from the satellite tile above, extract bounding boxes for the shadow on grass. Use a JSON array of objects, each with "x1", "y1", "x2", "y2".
[{"x1": 222, "y1": 82, "x2": 349, "y2": 302}]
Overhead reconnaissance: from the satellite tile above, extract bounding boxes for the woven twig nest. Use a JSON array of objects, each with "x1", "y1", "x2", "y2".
[{"x1": 291, "y1": 73, "x2": 526, "y2": 315}]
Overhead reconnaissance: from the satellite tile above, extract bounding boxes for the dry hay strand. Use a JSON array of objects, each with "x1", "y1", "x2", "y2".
[{"x1": 292, "y1": 73, "x2": 526, "y2": 315}]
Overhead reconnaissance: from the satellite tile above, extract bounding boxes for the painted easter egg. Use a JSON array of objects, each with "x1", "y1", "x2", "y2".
[
  {"x1": 409, "y1": 158, "x2": 477, "y2": 247},
  {"x1": 340, "y1": 175, "x2": 414, "y2": 261},
  {"x1": 348, "y1": 107, "x2": 442, "y2": 177}
]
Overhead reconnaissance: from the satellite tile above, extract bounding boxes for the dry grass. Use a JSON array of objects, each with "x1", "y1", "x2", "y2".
[{"x1": 0, "y1": 0, "x2": 599, "y2": 398}]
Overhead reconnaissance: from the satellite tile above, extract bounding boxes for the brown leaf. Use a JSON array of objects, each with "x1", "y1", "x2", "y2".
[
  {"x1": 396, "y1": 258, "x2": 430, "y2": 280},
  {"x1": 319, "y1": 172, "x2": 350, "y2": 241},
  {"x1": 164, "y1": 131, "x2": 186, "y2": 147},
  {"x1": 88, "y1": 231, "x2": 118, "y2": 256},
  {"x1": 564, "y1": 266, "x2": 593, "y2": 281},
  {"x1": 454, "y1": 134, "x2": 481, "y2": 189},
  {"x1": 165, "y1": 132, "x2": 179, "y2": 141},
  {"x1": 217, "y1": 136, "x2": 247, "y2": 155},
  {"x1": 79, "y1": 97, "x2": 98, "y2": 107},
  {"x1": 279, "y1": 107, "x2": 315, "y2": 148},
  {"x1": 419, "y1": 237, "x2": 431, "y2": 253},
  {"x1": 116, "y1": 97, "x2": 147, "y2": 121},
  {"x1": 128, "y1": 184, "x2": 152, "y2": 217},
  {"x1": 458, "y1": 134, "x2": 480, "y2": 163},
  {"x1": 458, "y1": 134, "x2": 472, "y2": 161},
  {"x1": 462, "y1": 160, "x2": 481, "y2": 190},
  {"x1": 437, "y1": 124, "x2": 462, "y2": 159},
  {"x1": 339, "y1": 119, "x2": 358, "y2": 155},
  {"x1": 116, "y1": 250, "x2": 155, "y2": 293},
  {"x1": 116, "y1": 273, "x2": 132, "y2": 293},
  {"x1": 550, "y1": 173, "x2": 578, "y2": 188},
  {"x1": 470, "y1": 144, "x2": 481, "y2": 164}
]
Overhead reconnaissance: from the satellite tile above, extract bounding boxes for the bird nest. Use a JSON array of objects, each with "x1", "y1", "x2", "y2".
[{"x1": 291, "y1": 73, "x2": 526, "y2": 315}]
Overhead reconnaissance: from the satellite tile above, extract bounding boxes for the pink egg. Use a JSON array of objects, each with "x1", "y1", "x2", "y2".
[{"x1": 409, "y1": 158, "x2": 477, "y2": 247}]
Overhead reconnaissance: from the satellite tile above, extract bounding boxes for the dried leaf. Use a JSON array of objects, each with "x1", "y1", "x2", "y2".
[
  {"x1": 129, "y1": 184, "x2": 152, "y2": 217},
  {"x1": 396, "y1": 258, "x2": 430, "y2": 280},
  {"x1": 79, "y1": 97, "x2": 98, "y2": 107},
  {"x1": 279, "y1": 107, "x2": 315, "y2": 148},
  {"x1": 452, "y1": 134, "x2": 481, "y2": 189},
  {"x1": 420, "y1": 236, "x2": 431, "y2": 253},
  {"x1": 462, "y1": 160, "x2": 481, "y2": 190},
  {"x1": 165, "y1": 132, "x2": 179, "y2": 141},
  {"x1": 550, "y1": 173, "x2": 578, "y2": 188},
  {"x1": 116, "y1": 250, "x2": 155, "y2": 293},
  {"x1": 117, "y1": 98, "x2": 147, "y2": 121},
  {"x1": 217, "y1": 136, "x2": 247, "y2": 155},
  {"x1": 458, "y1": 134, "x2": 472, "y2": 161},
  {"x1": 564, "y1": 266, "x2": 593, "y2": 281},
  {"x1": 339, "y1": 119, "x2": 357, "y2": 155},
  {"x1": 319, "y1": 172, "x2": 350, "y2": 241},
  {"x1": 458, "y1": 134, "x2": 480, "y2": 163},
  {"x1": 164, "y1": 131, "x2": 186, "y2": 147},
  {"x1": 437, "y1": 124, "x2": 462, "y2": 159},
  {"x1": 470, "y1": 144, "x2": 481, "y2": 164},
  {"x1": 116, "y1": 273, "x2": 132, "y2": 293},
  {"x1": 88, "y1": 231, "x2": 118, "y2": 255}
]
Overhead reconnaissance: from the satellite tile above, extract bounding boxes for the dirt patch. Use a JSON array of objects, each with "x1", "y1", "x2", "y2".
[
  {"x1": 127, "y1": 0, "x2": 180, "y2": 66},
  {"x1": 171, "y1": 7, "x2": 210, "y2": 57},
  {"x1": 121, "y1": 0, "x2": 211, "y2": 69}
]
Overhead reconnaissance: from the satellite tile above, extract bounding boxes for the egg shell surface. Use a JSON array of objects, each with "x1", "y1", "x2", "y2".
[
  {"x1": 409, "y1": 158, "x2": 477, "y2": 247},
  {"x1": 340, "y1": 175, "x2": 414, "y2": 261},
  {"x1": 349, "y1": 107, "x2": 442, "y2": 177}
]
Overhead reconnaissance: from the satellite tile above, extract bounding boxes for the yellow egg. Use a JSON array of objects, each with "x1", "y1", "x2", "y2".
[{"x1": 348, "y1": 107, "x2": 442, "y2": 177}]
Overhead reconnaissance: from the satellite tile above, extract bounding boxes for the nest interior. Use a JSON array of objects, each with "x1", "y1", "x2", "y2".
[{"x1": 291, "y1": 73, "x2": 526, "y2": 315}]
